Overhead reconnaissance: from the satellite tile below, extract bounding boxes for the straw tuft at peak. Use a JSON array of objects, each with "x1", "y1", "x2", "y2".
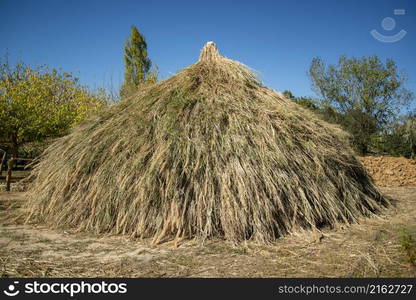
[{"x1": 199, "y1": 41, "x2": 221, "y2": 62}]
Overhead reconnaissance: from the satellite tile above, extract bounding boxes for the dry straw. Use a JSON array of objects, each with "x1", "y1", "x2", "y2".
[{"x1": 24, "y1": 42, "x2": 388, "y2": 244}]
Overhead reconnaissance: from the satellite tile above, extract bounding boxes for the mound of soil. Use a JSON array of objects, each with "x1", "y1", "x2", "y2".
[{"x1": 359, "y1": 156, "x2": 416, "y2": 187}]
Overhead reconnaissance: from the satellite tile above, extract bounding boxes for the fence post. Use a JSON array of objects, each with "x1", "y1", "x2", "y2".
[
  {"x1": 5, "y1": 157, "x2": 15, "y2": 192},
  {"x1": 0, "y1": 149, "x2": 6, "y2": 175}
]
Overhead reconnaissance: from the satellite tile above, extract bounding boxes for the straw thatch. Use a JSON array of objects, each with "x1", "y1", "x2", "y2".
[{"x1": 24, "y1": 42, "x2": 388, "y2": 244}]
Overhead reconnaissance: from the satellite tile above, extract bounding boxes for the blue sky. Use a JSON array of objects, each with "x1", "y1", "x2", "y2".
[{"x1": 1, "y1": 0, "x2": 415, "y2": 101}]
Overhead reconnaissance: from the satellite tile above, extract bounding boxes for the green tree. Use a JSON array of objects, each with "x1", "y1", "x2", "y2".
[
  {"x1": 295, "y1": 96, "x2": 319, "y2": 111},
  {"x1": 120, "y1": 26, "x2": 156, "y2": 98},
  {"x1": 0, "y1": 59, "x2": 110, "y2": 190},
  {"x1": 384, "y1": 114, "x2": 416, "y2": 158},
  {"x1": 309, "y1": 55, "x2": 413, "y2": 155},
  {"x1": 403, "y1": 114, "x2": 416, "y2": 158},
  {"x1": 282, "y1": 90, "x2": 319, "y2": 111},
  {"x1": 282, "y1": 90, "x2": 295, "y2": 99}
]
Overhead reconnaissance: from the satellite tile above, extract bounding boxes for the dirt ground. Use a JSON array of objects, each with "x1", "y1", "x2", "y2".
[
  {"x1": 359, "y1": 156, "x2": 416, "y2": 187},
  {"x1": 1, "y1": 187, "x2": 415, "y2": 278}
]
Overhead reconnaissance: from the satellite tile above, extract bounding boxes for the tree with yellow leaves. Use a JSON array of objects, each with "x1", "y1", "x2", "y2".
[{"x1": 0, "y1": 58, "x2": 111, "y2": 190}]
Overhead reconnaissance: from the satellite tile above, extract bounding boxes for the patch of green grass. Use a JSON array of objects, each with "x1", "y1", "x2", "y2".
[
  {"x1": 399, "y1": 227, "x2": 416, "y2": 268},
  {"x1": 232, "y1": 247, "x2": 248, "y2": 255},
  {"x1": 171, "y1": 254, "x2": 196, "y2": 267}
]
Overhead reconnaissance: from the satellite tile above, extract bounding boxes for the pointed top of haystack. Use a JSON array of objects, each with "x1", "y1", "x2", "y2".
[{"x1": 199, "y1": 41, "x2": 221, "y2": 62}]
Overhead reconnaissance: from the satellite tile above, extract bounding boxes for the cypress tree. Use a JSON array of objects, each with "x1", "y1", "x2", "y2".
[{"x1": 120, "y1": 26, "x2": 152, "y2": 98}]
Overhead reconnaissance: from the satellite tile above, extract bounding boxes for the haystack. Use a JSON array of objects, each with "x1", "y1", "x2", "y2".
[{"x1": 24, "y1": 42, "x2": 388, "y2": 243}]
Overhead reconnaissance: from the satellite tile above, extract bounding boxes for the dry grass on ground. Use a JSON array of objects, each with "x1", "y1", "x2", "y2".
[{"x1": 1, "y1": 187, "x2": 415, "y2": 278}]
